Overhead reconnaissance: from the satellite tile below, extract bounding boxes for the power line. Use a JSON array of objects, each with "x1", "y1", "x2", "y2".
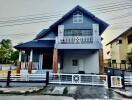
[
  {"x1": 0, "y1": 14, "x2": 62, "y2": 24},
  {"x1": 111, "y1": 20, "x2": 132, "y2": 25},
  {"x1": 0, "y1": 32, "x2": 36, "y2": 36},
  {"x1": 0, "y1": 24, "x2": 131, "y2": 36},
  {"x1": 89, "y1": 1, "x2": 132, "y2": 12},
  {"x1": 0, "y1": 18, "x2": 57, "y2": 27},
  {"x1": 106, "y1": 12, "x2": 132, "y2": 21},
  {"x1": 0, "y1": 1, "x2": 131, "y2": 28},
  {"x1": 0, "y1": 1, "x2": 131, "y2": 24},
  {"x1": 0, "y1": 6, "x2": 131, "y2": 27},
  {"x1": 0, "y1": 0, "x2": 130, "y2": 20},
  {"x1": 95, "y1": 6, "x2": 132, "y2": 14}
]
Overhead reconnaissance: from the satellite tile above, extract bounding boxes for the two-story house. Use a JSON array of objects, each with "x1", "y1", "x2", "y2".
[
  {"x1": 106, "y1": 27, "x2": 132, "y2": 69},
  {"x1": 14, "y1": 5, "x2": 108, "y2": 75}
]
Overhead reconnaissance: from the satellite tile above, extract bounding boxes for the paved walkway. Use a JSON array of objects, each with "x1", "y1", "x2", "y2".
[
  {"x1": 114, "y1": 86, "x2": 132, "y2": 98},
  {"x1": 0, "y1": 96, "x2": 116, "y2": 100},
  {"x1": 0, "y1": 87, "x2": 43, "y2": 94},
  {"x1": 0, "y1": 96, "x2": 73, "y2": 100},
  {"x1": 0, "y1": 85, "x2": 130, "y2": 99},
  {"x1": 39, "y1": 85, "x2": 125, "y2": 99}
]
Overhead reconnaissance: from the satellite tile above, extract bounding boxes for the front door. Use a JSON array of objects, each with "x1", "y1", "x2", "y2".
[{"x1": 42, "y1": 51, "x2": 53, "y2": 69}]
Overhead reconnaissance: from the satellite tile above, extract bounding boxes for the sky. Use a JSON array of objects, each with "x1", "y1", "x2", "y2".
[{"x1": 0, "y1": 0, "x2": 131, "y2": 59}]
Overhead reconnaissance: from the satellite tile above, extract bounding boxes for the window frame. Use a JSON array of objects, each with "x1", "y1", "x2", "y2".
[
  {"x1": 127, "y1": 34, "x2": 132, "y2": 44},
  {"x1": 112, "y1": 60, "x2": 116, "y2": 63},
  {"x1": 72, "y1": 59, "x2": 79, "y2": 66},
  {"x1": 73, "y1": 12, "x2": 83, "y2": 24}
]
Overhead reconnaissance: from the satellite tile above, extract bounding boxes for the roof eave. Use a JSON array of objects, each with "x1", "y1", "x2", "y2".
[{"x1": 106, "y1": 27, "x2": 132, "y2": 46}]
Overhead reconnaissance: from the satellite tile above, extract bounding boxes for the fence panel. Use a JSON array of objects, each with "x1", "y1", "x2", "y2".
[
  {"x1": 124, "y1": 76, "x2": 132, "y2": 86},
  {"x1": 49, "y1": 73, "x2": 107, "y2": 86},
  {"x1": 0, "y1": 72, "x2": 47, "y2": 87}
]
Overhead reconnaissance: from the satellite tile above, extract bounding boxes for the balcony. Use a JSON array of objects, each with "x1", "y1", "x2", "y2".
[
  {"x1": 56, "y1": 36, "x2": 93, "y2": 44},
  {"x1": 55, "y1": 35, "x2": 102, "y2": 49},
  {"x1": 56, "y1": 26, "x2": 101, "y2": 49}
]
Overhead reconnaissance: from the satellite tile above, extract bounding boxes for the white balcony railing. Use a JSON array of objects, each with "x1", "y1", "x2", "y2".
[
  {"x1": 56, "y1": 36, "x2": 94, "y2": 44},
  {"x1": 21, "y1": 62, "x2": 39, "y2": 70}
]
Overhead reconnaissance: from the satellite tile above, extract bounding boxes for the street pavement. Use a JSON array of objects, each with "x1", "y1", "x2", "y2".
[
  {"x1": 0, "y1": 96, "x2": 117, "y2": 100},
  {"x1": 0, "y1": 96, "x2": 74, "y2": 100}
]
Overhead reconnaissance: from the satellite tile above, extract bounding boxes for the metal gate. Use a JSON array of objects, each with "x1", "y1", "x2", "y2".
[{"x1": 49, "y1": 73, "x2": 108, "y2": 87}]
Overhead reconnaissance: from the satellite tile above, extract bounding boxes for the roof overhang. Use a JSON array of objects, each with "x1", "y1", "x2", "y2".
[
  {"x1": 106, "y1": 27, "x2": 132, "y2": 46},
  {"x1": 14, "y1": 40, "x2": 55, "y2": 50}
]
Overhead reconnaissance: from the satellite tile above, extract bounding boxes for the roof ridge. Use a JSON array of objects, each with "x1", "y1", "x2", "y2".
[{"x1": 35, "y1": 5, "x2": 108, "y2": 39}]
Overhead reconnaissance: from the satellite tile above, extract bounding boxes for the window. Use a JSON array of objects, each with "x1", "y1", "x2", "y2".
[
  {"x1": 121, "y1": 60, "x2": 126, "y2": 64},
  {"x1": 112, "y1": 60, "x2": 116, "y2": 63},
  {"x1": 127, "y1": 34, "x2": 132, "y2": 44},
  {"x1": 64, "y1": 29, "x2": 92, "y2": 36},
  {"x1": 72, "y1": 59, "x2": 78, "y2": 66},
  {"x1": 73, "y1": 11, "x2": 83, "y2": 23},
  {"x1": 110, "y1": 44, "x2": 112, "y2": 48},
  {"x1": 119, "y1": 40, "x2": 122, "y2": 44},
  {"x1": 116, "y1": 39, "x2": 122, "y2": 45}
]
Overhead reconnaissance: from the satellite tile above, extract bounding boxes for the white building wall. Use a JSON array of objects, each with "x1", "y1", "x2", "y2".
[
  {"x1": 111, "y1": 41, "x2": 120, "y2": 63},
  {"x1": 62, "y1": 50, "x2": 99, "y2": 74}
]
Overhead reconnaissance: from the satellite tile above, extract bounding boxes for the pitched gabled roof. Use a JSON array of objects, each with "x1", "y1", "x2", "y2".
[
  {"x1": 35, "y1": 29, "x2": 48, "y2": 40},
  {"x1": 14, "y1": 40, "x2": 55, "y2": 49},
  {"x1": 35, "y1": 5, "x2": 109, "y2": 39},
  {"x1": 106, "y1": 27, "x2": 132, "y2": 46}
]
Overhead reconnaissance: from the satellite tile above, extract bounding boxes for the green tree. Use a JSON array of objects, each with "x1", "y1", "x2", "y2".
[
  {"x1": 10, "y1": 50, "x2": 19, "y2": 65},
  {"x1": 0, "y1": 39, "x2": 13, "y2": 64}
]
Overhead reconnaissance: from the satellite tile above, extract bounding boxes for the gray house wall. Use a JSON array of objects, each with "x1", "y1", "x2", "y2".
[
  {"x1": 62, "y1": 50, "x2": 99, "y2": 74},
  {"x1": 43, "y1": 12, "x2": 99, "y2": 39},
  {"x1": 61, "y1": 14, "x2": 98, "y2": 30}
]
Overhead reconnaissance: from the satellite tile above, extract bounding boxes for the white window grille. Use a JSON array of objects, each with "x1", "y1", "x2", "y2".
[{"x1": 73, "y1": 11, "x2": 83, "y2": 23}]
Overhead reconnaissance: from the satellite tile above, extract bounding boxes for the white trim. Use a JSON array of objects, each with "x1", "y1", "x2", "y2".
[
  {"x1": 92, "y1": 24, "x2": 99, "y2": 42},
  {"x1": 29, "y1": 49, "x2": 33, "y2": 62},
  {"x1": 73, "y1": 12, "x2": 83, "y2": 24},
  {"x1": 49, "y1": 73, "x2": 107, "y2": 86},
  {"x1": 111, "y1": 76, "x2": 122, "y2": 88},
  {"x1": 39, "y1": 38, "x2": 55, "y2": 40},
  {"x1": 18, "y1": 50, "x2": 22, "y2": 62},
  {"x1": 39, "y1": 54, "x2": 43, "y2": 70}
]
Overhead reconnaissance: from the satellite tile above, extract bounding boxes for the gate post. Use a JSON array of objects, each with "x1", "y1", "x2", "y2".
[
  {"x1": 107, "y1": 70, "x2": 111, "y2": 88},
  {"x1": 6, "y1": 71, "x2": 11, "y2": 87},
  {"x1": 121, "y1": 73, "x2": 125, "y2": 89},
  {"x1": 46, "y1": 71, "x2": 49, "y2": 86}
]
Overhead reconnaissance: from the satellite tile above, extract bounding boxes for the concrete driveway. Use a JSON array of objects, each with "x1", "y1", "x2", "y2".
[
  {"x1": 0, "y1": 96, "x2": 73, "y2": 100},
  {"x1": 0, "y1": 96, "x2": 116, "y2": 100}
]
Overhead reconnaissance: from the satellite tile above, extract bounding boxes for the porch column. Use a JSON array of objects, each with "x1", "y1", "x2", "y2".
[
  {"x1": 16, "y1": 50, "x2": 21, "y2": 74},
  {"x1": 52, "y1": 48, "x2": 58, "y2": 79},
  {"x1": 99, "y1": 48, "x2": 104, "y2": 75},
  {"x1": 28, "y1": 49, "x2": 33, "y2": 74}
]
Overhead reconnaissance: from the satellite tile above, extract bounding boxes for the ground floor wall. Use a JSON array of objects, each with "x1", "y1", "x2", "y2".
[
  {"x1": 62, "y1": 50, "x2": 99, "y2": 74},
  {"x1": 19, "y1": 49, "x2": 100, "y2": 74}
]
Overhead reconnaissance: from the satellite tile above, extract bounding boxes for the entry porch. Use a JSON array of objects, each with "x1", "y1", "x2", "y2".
[
  {"x1": 14, "y1": 40, "x2": 104, "y2": 75},
  {"x1": 16, "y1": 49, "x2": 101, "y2": 75}
]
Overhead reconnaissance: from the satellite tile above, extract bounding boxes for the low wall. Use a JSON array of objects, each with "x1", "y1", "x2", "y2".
[
  {"x1": 105, "y1": 67, "x2": 132, "y2": 76},
  {"x1": 0, "y1": 64, "x2": 16, "y2": 70}
]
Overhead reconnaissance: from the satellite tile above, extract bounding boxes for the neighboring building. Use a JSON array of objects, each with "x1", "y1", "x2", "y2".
[
  {"x1": 14, "y1": 5, "x2": 108, "y2": 75},
  {"x1": 106, "y1": 27, "x2": 132, "y2": 68}
]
